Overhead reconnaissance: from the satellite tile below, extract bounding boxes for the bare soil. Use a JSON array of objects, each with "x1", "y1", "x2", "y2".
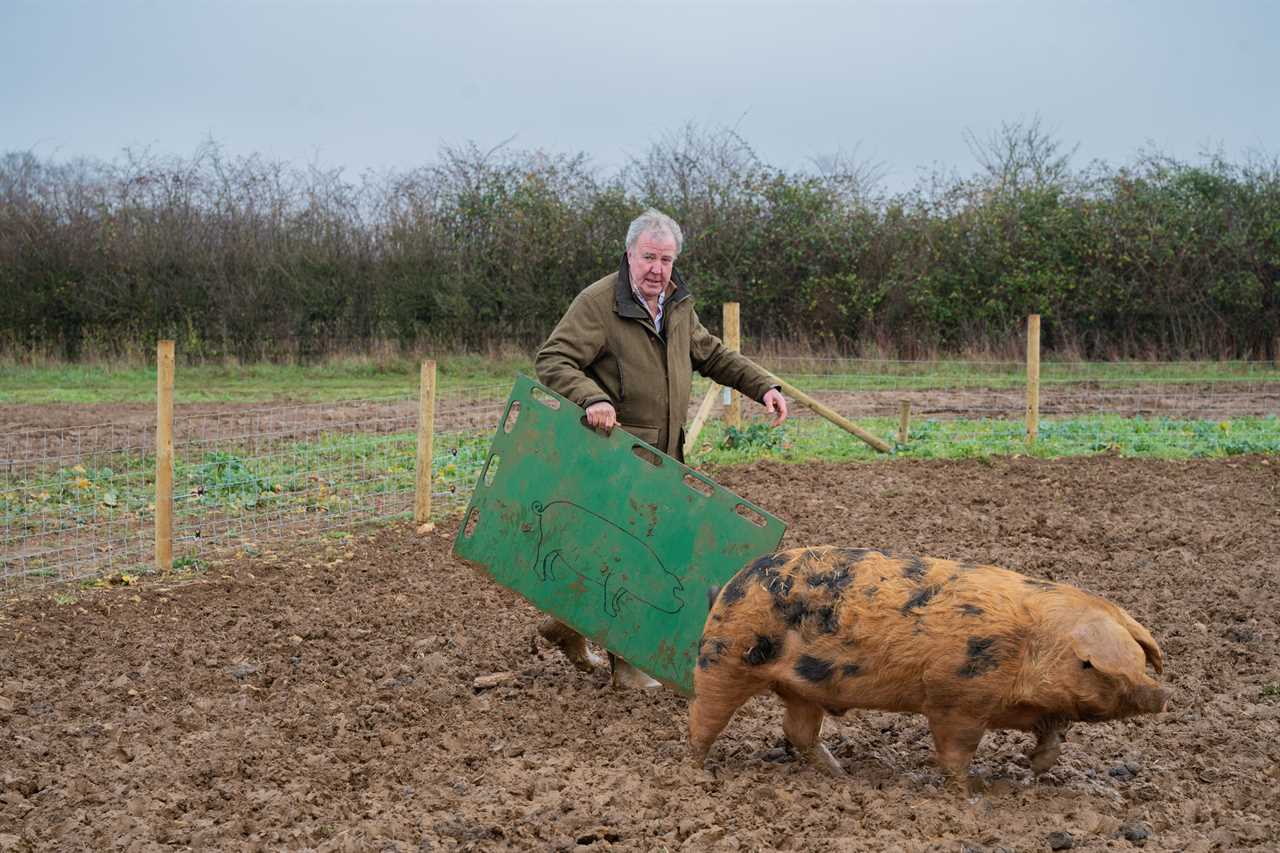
[
  {"x1": 2, "y1": 455, "x2": 1278, "y2": 851},
  {"x1": 5, "y1": 382, "x2": 1276, "y2": 475},
  {"x1": 4, "y1": 380, "x2": 1277, "y2": 435}
]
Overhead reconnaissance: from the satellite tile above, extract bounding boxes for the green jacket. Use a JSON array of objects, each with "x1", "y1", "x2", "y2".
[{"x1": 535, "y1": 256, "x2": 778, "y2": 458}]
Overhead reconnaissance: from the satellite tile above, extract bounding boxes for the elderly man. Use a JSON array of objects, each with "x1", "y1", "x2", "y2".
[{"x1": 534, "y1": 207, "x2": 788, "y2": 688}]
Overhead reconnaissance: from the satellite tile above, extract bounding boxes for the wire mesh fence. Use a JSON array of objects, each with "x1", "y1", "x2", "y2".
[
  {"x1": 0, "y1": 383, "x2": 514, "y2": 592},
  {"x1": 721, "y1": 355, "x2": 1280, "y2": 457},
  {"x1": 3, "y1": 359, "x2": 1278, "y2": 592},
  {"x1": 1, "y1": 422, "x2": 156, "y2": 590}
]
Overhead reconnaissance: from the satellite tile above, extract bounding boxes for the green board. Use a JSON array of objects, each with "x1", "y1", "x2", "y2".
[{"x1": 451, "y1": 375, "x2": 786, "y2": 695}]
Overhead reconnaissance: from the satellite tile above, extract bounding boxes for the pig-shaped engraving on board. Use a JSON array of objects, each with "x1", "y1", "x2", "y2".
[
  {"x1": 689, "y1": 546, "x2": 1168, "y2": 784},
  {"x1": 529, "y1": 500, "x2": 684, "y2": 617}
]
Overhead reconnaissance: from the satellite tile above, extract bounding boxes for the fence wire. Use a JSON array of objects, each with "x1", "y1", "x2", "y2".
[{"x1": 3, "y1": 362, "x2": 1277, "y2": 591}]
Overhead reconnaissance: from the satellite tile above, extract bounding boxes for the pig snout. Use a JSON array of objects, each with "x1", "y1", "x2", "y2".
[{"x1": 1138, "y1": 683, "x2": 1171, "y2": 714}]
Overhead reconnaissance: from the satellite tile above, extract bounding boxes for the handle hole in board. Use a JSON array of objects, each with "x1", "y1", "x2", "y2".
[
  {"x1": 632, "y1": 445, "x2": 662, "y2": 467},
  {"x1": 683, "y1": 473, "x2": 713, "y2": 497},
  {"x1": 530, "y1": 387, "x2": 561, "y2": 410},
  {"x1": 502, "y1": 401, "x2": 521, "y2": 434},
  {"x1": 482, "y1": 454, "x2": 500, "y2": 487},
  {"x1": 734, "y1": 503, "x2": 766, "y2": 528},
  {"x1": 463, "y1": 508, "x2": 480, "y2": 538}
]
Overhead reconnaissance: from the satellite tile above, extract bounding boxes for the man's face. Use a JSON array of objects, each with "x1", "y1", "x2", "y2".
[{"x1": 626, "y1": 230, "x2": 678, "y2": 303}]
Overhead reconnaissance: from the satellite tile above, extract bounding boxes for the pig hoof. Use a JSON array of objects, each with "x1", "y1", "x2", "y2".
[
  {"x1": 611, "y1": 659, "x2": 661, "y2": 690},
  {"x1": 808, "y1": 745, "x2": 845, "y2": 776},
  {"x1": 1028, "y1": 744, "x2": 1062, "y2": 775},
  {"x1": 537, "y1": 619, "x2": 602, "y2": 672},
  {"x1": 1030, "y1": 755, "x2": 1059, "y2": 776}
]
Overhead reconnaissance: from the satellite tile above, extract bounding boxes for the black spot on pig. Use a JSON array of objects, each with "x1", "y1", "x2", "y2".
[
  {"x1": 958, "y1": 604, "x2": 984, "y2": 617},
  {"x1": 958, "y1": 636, "x2": 1001, "y2": 678},
  {"x1": 901, "y1": 584, "x2": 941, "y2": 614},
  {"x1": 815, "y1": 606, "x2": 839, "y2": 634},
  {"x1": 841, "y1": 663, "x2": 862, "y2": 677},
  {"x1": 697, "y1": 638, "x2": 728, "y2": 670},
  {"x1": 775, "y1": 597, "x2": 810, "y2": 629},
  {"x1": 806, "y1": 568, "x2": 855, "y2": 597},
  {"x1": 743, "y1": 634, "x2": 782, "y2": 666},
  {"x1": 720, "y1": 553, "x2": 789, "y2": 607},
  {"x1": 833, "y1": 547, "x2": 880, "y2": 569},
  {"x1": 795, "y1": 655, "x2": 834, "y2": 682},
  {"x1": 752, "y1": 553, "x2": 790, "y2": 572},
  {"x1": 901, "y1": 557, "x2": 928, "y2": 581},
  {"x1": 705, "y1": 585, "x2": 721, "y2": 611},
  {"x1": 765, "y1": 572, "x2": 794, "y2": 601},
  {"x1": 863, "y1": 585, "x2": 879, "y2": 600},
  {"x1": 719, "y1": 578, "x2": 749, "y2": 608}
]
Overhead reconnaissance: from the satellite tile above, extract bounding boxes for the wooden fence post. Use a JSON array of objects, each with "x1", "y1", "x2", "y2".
[
  {"x1": 1026, "y1": 314, "x2": 1041, "y2": 443},
  {"x1": 723, "y1": 302, "x2": 741, "y2": 428},
  {"x1": 155, "y1": 340, "x2": 174, "y2": 573},
  {"x1": 898, "y1": 400, "x2": 911, "y2": 445},
  {"x1": 414, "y1": 360, "x2": 437, "y2": 524}
]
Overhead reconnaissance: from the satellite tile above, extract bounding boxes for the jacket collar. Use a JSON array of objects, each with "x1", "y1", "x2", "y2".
[{"x1": 614, "y1": 252, "x2": 691, "y2": 320}]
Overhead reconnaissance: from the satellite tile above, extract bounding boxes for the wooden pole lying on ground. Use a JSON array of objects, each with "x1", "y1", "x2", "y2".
[
  {"x1": 723, "y1": 302, "x2": 741, "y2": 428},
  {"x1": 414, "y1": 360, "x2": 437, "y2": 525},
  {"x1": 683, "y1": 382, "x2": 721, "y2": 459},
  {"x1": 155, "y1": 340, "x2": 174, "y2": 573},
  {"x1": 1025, "y1": 314, "x2": 1041, "y2": 444},
  {"x1": 776, "y1": 378, "x2": 892, "y2": 453},
  {"x1": 898, "y1": 400, "x2": 911, "y2": 445}
]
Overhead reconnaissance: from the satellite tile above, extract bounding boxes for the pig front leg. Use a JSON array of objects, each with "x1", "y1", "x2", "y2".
[
  {"x1": 924, "y1": 708, "x2": 987, "y2": 787},
  {"x1": 1028, "y1": 716, "x2": 1069, "y2": 775},
  {"x1": 777, "y1": 688, "x2": 844, "y2": 776}
]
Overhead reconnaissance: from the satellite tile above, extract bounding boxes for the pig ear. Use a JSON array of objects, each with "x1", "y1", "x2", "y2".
[
  {"x1": 1069, "y1": 619, "x2": 1147, "y2": 679},
  {"x1": 1114, "y1": 608, "x2": 1164, "y2": 674}
]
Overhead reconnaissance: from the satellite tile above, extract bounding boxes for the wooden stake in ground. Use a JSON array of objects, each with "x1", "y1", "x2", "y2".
[
  {"x1": 776, "y1": 379, "x2": 892, "y2": 453},
  {"x1": 155, "y1": 340, "x2": 174, "y2": 573},
  {"x1": 1026, "y1": 314, "x2": 1041, "y2": 444},
  {"x1": 683, "y1": 382, "x2": 721, "y2": 459},
  {"x1": 723, "y1": 302, "x2": 741, "y2": 429},
  {"x1": 415, "y1": 360, "x2": 438, "y2": 524},
  {"x1": 898, "y1": 400, "x2": 911, "y2": 445}
]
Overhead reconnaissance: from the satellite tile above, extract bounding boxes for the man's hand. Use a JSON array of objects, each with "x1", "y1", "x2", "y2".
[
  {"x1": 762, "y1": 388, "x2": 788, "y2": 426},
  {"x1": 585, "y1": 401, "x2": 618, "y2": 434}
]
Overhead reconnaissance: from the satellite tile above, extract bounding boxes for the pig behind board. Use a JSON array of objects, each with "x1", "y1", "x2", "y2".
[{"x1": 689, "y1": 546, "x2": 1168, "y2": 782}]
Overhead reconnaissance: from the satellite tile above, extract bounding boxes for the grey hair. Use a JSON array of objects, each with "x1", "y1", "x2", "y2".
[{"x1": 625, "y1": 208, "x2": 684, "y2": 255}]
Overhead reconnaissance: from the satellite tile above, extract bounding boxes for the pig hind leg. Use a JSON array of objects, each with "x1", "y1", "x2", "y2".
[
  {"x1": 688, "y1": 676, "x2": 760, "y2": 769},
  {"x1": 777, "y1": 688, "x2": 844, "y2": 776}
]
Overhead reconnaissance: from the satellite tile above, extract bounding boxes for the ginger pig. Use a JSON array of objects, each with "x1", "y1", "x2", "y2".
[{"x1": 689, "y1": 546, "x2": 1168, "y2": 781}]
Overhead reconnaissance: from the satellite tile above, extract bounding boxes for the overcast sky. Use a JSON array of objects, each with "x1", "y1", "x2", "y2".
[{"x1": 3, "y1": 0, "x2": 1277, "y2": 192}]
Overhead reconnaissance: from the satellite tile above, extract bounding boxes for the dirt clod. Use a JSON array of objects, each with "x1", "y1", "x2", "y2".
[
  {"x1": 1047, "y1": 830, "x2": 1075, "y2": 850},
  {"x1": 1121, "y1": 822, "x2": 1151, "y2": 845}
]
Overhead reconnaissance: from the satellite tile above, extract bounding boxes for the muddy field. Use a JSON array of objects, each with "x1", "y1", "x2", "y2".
[
  {"x1": 3, "y1": 379, "x2": 1276, "y2": 446},
  {"x1": 2, "y1": 455, "x2": 1279, "y2": 851}
]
